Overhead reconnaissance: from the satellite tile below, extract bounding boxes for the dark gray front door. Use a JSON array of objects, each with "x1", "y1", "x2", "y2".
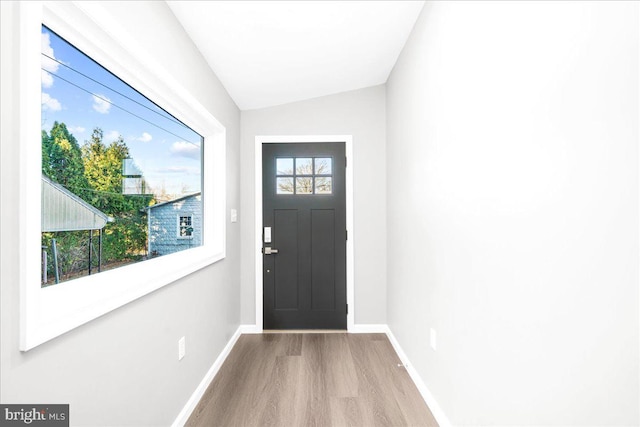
[{"x1": 263, "y1": 142, "x2": 347, "y2": 329}]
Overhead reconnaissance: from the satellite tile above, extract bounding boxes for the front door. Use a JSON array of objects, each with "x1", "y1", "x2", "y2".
[{"x1": 262, "y1": 142, "x2": 347, "y2": 329}]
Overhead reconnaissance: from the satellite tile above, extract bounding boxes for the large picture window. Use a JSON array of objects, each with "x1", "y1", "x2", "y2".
[
  {"x1": 40, "y1": 26, "x2": 204, "y2": 286},
  {"x1": 20, "y1": 2, "x2": 226, "y2": 351}
]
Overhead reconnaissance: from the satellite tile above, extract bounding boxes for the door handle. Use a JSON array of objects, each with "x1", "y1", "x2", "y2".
[{"x1": 264, "y1": 247, "x2": 279, "y2": 255}]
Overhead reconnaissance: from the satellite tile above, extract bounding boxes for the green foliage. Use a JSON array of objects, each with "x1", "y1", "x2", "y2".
[
  {"x1": 41, "y1": 122, "x2": 91, "y2": 201},
  {"x1": 41, "y1": 231, "x2": 89, "y2": 281},
  {"x1": 83, "y1": 128, "x2": 128, "y2": 212},
  {"x1": 81, "y1": 128, "x2": 152, "y2": 262},
  {"x1": 41, "y1": 124, "x2": 153, "y2": 284},
  {"x1": 102, "y1": 212, "x2": 148, "y2": 262}
]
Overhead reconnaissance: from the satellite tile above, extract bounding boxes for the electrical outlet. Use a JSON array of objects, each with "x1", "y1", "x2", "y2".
[
  {"x1": 430, "y1": 328, "x2": 437, "y2": 351},
  {"x1": 230, "y1": 209, "x2": 238, "y2": 223},
  {"x1": 178, "y1": 336, "x2": 186, "y2": 360}
]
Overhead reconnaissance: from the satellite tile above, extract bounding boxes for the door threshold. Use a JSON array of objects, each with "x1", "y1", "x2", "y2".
[{"x1": 262, "y1": 329, "x2": 347, "y2": 334}]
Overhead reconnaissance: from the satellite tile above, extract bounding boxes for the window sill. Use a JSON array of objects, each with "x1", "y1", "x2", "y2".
[{"x1": 28, "y1": 247, "x2": 224, "y2": 350}]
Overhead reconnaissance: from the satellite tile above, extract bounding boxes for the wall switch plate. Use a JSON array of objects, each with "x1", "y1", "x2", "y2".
[
  {"x1": 178, "y1": 336, "x2": 186, "y2": 360},
  {"x1": 230, "y1": 209, "x2": 238, "y2": 223},
  {"x1": 430, "y1": 328, "x2": 437, "y2": 351}
]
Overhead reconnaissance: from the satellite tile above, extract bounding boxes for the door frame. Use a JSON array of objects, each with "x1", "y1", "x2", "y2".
[{"x1": 255, "y1": 135, "x2": 354, "y2": 331}]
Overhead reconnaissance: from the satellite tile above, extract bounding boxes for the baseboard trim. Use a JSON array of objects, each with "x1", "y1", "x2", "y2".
[
  {"x1": 238, "y1": 324, "x2": 261, "y2": 334},
  {"x1": 171, "y1": 325, "x2": 243, "y2": 427},
  {"x1": 237, "y1": 324, "x2": 389, "y2": 334},
  {"x1": 384, "y1": 326, "x2": 452, "y2": 427},
  {"x1": 349, "y1": 323, "x2": 388, "y2": 333}
]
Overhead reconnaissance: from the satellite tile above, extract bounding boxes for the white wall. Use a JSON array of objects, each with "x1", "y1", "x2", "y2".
[
  {"x1": 0, "y1": 2, "x2": 241, "y2": 425},
  {"x1": 387, "y1": 1, "x2": 639, "y2": 425},
  {"x1": 240, "y1": 86, "x2": 387, "y2": 325}
]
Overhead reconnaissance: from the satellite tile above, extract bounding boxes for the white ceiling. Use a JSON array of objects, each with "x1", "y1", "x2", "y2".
[{"x1": 167, "y1": 1, "x2": 425, "y2": 110}]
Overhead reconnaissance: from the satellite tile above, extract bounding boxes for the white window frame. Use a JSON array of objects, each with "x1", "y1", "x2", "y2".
[
  {"x1": 177, "y1": 214, "x2": 194, "y2": 239},
  {"x1": 19, "y1": 2, "x2": 226, "y2": 351}
]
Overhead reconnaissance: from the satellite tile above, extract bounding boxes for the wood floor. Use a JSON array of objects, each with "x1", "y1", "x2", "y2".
[{"x1": 186, "y1": 333, "x2": 438, "y2": 427}]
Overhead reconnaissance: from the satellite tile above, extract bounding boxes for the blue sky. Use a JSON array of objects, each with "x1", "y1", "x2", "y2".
[{"x1": 41, "y1": 26, "x2": 202, "y2": 198}]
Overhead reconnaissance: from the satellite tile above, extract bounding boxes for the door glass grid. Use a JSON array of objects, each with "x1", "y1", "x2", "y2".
[{"x1": 276, "y1": 157, "x2": 333, "y2": 195}]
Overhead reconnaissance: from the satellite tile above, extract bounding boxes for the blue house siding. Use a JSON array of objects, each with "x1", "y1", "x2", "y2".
[{"x1": 148, "y1": 193, "x2": 202, "y2": 257}]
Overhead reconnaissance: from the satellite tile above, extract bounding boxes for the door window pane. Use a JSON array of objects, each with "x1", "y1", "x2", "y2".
[
  {"x1": 296, "y1": 177, "x2": 313, "y2": 194},
  {"x1": 276, "y1": 158, "x2": 293, "y2": 175},
  {"x1": 295, "y1": 158, "x2": 313, "y2": 175},
  {"x1": 315, "y1": 177, "x2": 332, "y2": 194},
  {"x1": 277, "y1": 177, "x2": 294, "y2": 194},
  {"x1": 315, "y1": 158, "x2": 332, "y2": 175}
]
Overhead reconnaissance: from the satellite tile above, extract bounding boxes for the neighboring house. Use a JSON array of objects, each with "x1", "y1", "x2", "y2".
[{"x1": 146, "y1": 192, "x2": 202, "y2": 257}]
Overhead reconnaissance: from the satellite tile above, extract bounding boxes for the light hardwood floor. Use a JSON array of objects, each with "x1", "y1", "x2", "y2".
[{"x1": 186, "y1": 333, "x2": 438, "y2": 427}]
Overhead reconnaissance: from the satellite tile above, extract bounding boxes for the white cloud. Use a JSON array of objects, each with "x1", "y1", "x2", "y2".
[
  {"x1": 41, "y1": 71, "x2": 54, "y2": 89},
  {"x1": 92, "y1": 94, "x2": 111, "y2": 114},
  {"x1": 105, "y1": 130, "x2": 121, "y2": 141},
  {"x1": 41, "y1": 92, "x2": 61, "y2": 111},
  {"x1": 41, "y1": 32, "x2": 59, "y2": 88},
  {"x1": 137, "y1": 132, "x2": 152, "y2": 142},
  {"x1": 68, "y1": 126, "x2": 86, "y2": 134},
  {"x1": 169, "y1": 141, "x2": 200, "y2": 159}
]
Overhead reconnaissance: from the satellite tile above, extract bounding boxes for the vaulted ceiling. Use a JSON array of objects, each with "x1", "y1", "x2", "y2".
[{"x1": 167, "y1": 1, "x2": 425, "y2": 110}]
